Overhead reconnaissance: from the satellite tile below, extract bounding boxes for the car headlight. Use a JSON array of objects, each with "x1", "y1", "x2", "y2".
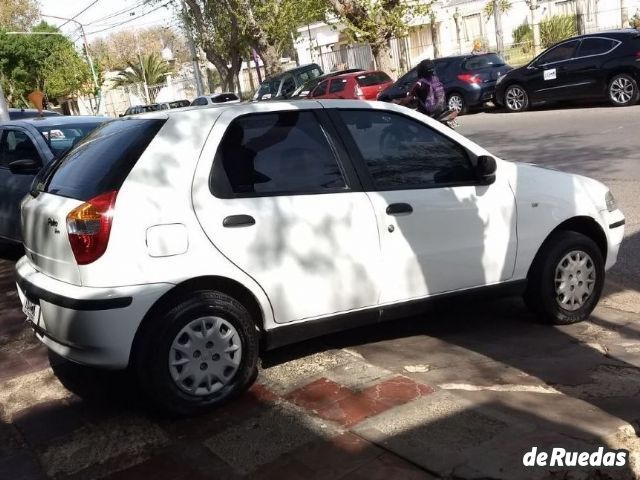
[{"x1": 605, "y1": 191, "x2": 617, "y2": 212}]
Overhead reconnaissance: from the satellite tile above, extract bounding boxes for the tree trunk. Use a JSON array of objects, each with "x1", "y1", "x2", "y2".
[
  {"x1": 255, "y1": 41, "x2": 282, "y2": 77},
  {"x1": 430, "y1": 19, "x2": 440, "y2": 58},
  {"x1": 371, "y1": 41, "x2": 394, "y2": 75}
]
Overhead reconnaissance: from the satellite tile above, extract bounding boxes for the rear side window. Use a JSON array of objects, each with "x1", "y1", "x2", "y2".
[
  {"x1": 212, "y1": 111, "x2": 346, "y2": 196},
  {"x1": 577, "y1": 38, "x2": 616, "y2": 57},
  {"x1": 329, "y1": 79, "x2": 347, "y2": 93},
  {"x1": 39, "y1": 119, "x2": 165, "y2": 201},
  {"x1": 463, "y1": 54, "x2": 506, "y2": 70},
  {"x1": 356, "y1": 72, "x2": 392, "y2": 86},
  {"x1": 36, "y1": 122, "x2": 104, "y2": 158}
]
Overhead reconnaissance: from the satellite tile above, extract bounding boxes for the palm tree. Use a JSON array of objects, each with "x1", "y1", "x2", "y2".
[{"x1": 112, "y1": 53, "x2": 172, "y2": 102}]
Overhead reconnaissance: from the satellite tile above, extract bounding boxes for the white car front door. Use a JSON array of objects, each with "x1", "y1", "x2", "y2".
[
  {"x1": 193, "y1": 107, "x2": 382, "y2": 324},
  {"x1": 333, "y1": 108, "x2": 517, "y2": 304}
]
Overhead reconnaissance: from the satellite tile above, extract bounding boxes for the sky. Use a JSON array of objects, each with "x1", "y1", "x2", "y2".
[{"x1": 38, "y1": 0, "x2": 181, "y2": 42}]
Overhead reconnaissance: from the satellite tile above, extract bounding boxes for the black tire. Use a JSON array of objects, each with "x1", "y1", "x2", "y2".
[
  {"x1": 524, "y1": 231, "x2": 604, "y2": 325},
  {"x1": 447, "y1": 92, "x2": 466, "y2": 115},
  {"x1": 504, "y1": 84, "x2": 529, "y2": 112},
  {"x1": 134, "y1": 290, "x2": 259, "y2": 416},
  {"x1": 608, "y1": 73, "x2": 639, "y2": 107}
]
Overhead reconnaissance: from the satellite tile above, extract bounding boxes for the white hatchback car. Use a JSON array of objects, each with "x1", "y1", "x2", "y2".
[{"x1": 16, "y1": 100, "x2": 625, "y2": 415}]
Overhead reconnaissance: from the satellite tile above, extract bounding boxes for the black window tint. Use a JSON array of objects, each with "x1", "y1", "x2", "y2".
[
  {"x1": 400, "y1": 69, "x2": 418, "y2": 86},
  {"x1": 539, "y1": 40, "x2": 579, "y2": 64},
  {"x1": 355, "y1": 72, "x2": 392, "y2": 86},
  {"x1": 213, "y1": 111, "x2": 346, "y2": 196},
  {"x1": 577, "y1": 38, "x2": 615, "y2": 57},
  {"x1": 40, "y1": 119, "x2": 165, "y2": 201},
  {"x1": 329, "y1": 79, "x2": 347, "y2": 93},
  {"x1": 281, "y1": 77, "x2": 295, "y2": 96},
  {"x1": 0, "y1": 130, "x2": 40, "y2": 167},
  {"x1": 338, "y1": 110, "x2": 475, "y2": 189},
  {"x1": 310, "y1": 80, "x2": 328, "y2": 97},
  {"x1": 463, "y1": 53, "x2": 506, "y2": 70}
]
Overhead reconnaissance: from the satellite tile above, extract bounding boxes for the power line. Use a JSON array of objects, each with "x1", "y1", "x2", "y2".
[
  {"x1": 85, "y1": 0, "x2": 175, "y2": 36},
  {"x1": 84, "y1": 0, "x2": 152, "y2": 26},
  {"x1": 59, "y1": 0, "x2": 101, "y2": 29}
]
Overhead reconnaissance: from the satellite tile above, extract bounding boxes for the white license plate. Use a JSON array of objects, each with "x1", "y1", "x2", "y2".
[{"x1": 23, "y1": 298, "x2": 41, "y2": 325}]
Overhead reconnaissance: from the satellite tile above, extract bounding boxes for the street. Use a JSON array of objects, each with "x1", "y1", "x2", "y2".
[{"x1": 1, "y1": 105, "x2": 639, "y2": 480}]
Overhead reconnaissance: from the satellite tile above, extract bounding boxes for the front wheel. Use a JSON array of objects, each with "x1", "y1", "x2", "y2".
[
  {"x1": 134, "y1": 291, "x2": 259, "y2": 415},
  {"x1": 504, "y1": 84, "x2": 529, "y2": 112},
  {"x1": 608, "y1": 74, "x2": 639, "y2": 107},
  {"x1": 524, "y1": 231, "x2": 604, "y2": 325},
  {"x1": 447, "y1": 93, "x2": 466, "y2": 115}
]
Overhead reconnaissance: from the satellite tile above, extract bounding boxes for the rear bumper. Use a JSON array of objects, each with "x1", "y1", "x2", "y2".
[
  {"x1": 462, "y1": 84, "x2": 497, "y2": 107},
  {"x1": 15, "y1": 256, "x2": 173, "y2": 369}
]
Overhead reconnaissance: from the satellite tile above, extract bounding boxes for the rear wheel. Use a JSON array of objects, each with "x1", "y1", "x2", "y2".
[
  {"x1": 608, "y1": 74, "x2": 639, "y2": 107},
  {"x1": 504, "y1": 84, "x2": 529, "y2": 112},
  {"x1": 134, "y1": 291, "x2": 259, "y2": 415},
  {"x1": 524, "y1": 231, "x2": 604, "y2": 325},
  {"x1": 447, "y1": 93, "x2": 466, "y2": 115}
]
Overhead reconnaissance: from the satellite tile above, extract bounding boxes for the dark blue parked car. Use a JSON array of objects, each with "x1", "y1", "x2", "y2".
[
  {"x1": 378, "y1": 53, "x2": 512, "y2": 114},
  {"x1": 0, "y1": 115, "x2": 108, "y2": 244}
]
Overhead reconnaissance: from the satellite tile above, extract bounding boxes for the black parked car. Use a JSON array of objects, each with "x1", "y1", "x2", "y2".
[
  {"x1": 253, "y1": 63, "x2": 323, "y2": 101},
  {"x1": 378, "y1": 53, "x2": 512, "y2": 114},
  {"x1": 495, "y1": 30, "x2": 640, "y2": 112},
  {"x1": 9, "y1": 108, "x2": 61, "y2": 120},
  {"x1": 0, "y1": 116, "x2": 109, "y2": 243}
]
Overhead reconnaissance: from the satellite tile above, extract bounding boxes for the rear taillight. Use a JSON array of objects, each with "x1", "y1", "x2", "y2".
[
  {"x1": 636, "y1": 51, "x2": 640, "y2": 60},
  {"x1": 458, "y1": 74, "x2": 481, "y2": 85},
  {"x1": 355, "y1": 85, "x2": 364, "y2": 98},
  {"x1": 66, "y1": 190, "x2": 118, "y2": 265}
]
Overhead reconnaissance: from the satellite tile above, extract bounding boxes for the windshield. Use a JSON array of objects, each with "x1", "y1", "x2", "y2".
[
  {"x1": 463, "y1": 53, "x2": 506, "y2": 70},
  {"x1": 36, "y1": 121, "x2": 106, "y2": 158},
  {"x1": 255, "y1": 80, "x2": 281, "y2": 99}
]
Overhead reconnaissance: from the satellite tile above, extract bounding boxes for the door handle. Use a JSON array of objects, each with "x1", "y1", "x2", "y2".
[
  {"x1": 385, "y1": 203, "x2": 413, "y2": 216},
  {"x1": 223, "y1": 214, "x2": 255, "y2": 228}
]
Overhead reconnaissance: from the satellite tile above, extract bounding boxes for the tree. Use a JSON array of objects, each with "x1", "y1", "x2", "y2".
[
  {"x1": 484, "y1": 0, "x2": 511, "y2": 18},
  {"x1": 112, "y1": 53, "x2": 173, "y2": 99},
  {"x1": 325, "y1": 0, "x2": 432, "y2": 75},
  {"x1": 0, "y1": 22, "x2": 91, "y2": 106},
  {"x1": 91, "y1": 26, "x2": 189, "y2": 72},
  {"x1": 0, "y1": 0, "x2": 40, "y2": 31}
]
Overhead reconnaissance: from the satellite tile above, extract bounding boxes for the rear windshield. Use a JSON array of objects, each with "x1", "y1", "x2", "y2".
[
  {"x1": 36, "y1": 119, "x2": 165, "y2": 201},
  {"x1": 463, "y1": 54, "x2": 506, "y2": 70},
  {"x1": 355, "y1": 72, "x2": 392, "y2": 86},
  {"x1": 36, "y1": 122, "x2": 105, "y2": 158}
]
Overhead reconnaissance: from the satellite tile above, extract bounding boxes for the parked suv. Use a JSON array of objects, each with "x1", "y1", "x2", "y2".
[
  {"x1": 496, "y1": 29, "x2": 640, "y2": 112},
  {"x1": 16, "y1": 101, "x2": 624, "y2": 415},
  {"x1": 378, "y1": 53, "x2": 512, "y2": 113},
  {"x1": 253, "y1": 63, "x2": 323, "y2": 100}
]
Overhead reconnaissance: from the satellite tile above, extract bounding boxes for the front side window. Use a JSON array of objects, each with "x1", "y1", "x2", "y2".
[
  {"x1": 538, "y1": 40, "x2": 580, "y2": 64},
  {"x1": 310, "y1": 80, "x2": 328, "y2": 97},
  {"x1": 0, "y1": 130, "x2": 40, "y2": 167},
  {"x1": 338, "y1": 110, "x2": 476, "y2": 189},
  {"x1": 213, "y1": 111, "x2": 346, "y2": 196}
]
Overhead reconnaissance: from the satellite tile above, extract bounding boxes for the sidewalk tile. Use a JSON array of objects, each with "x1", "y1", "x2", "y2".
[
  {"x1": 285, "y1": 378, "x2": 353, "y2": 412},
  {"x1": 344, "y1": 452, "x2": 437, "y2": 480},
  {"x1": 13, "y1": 399, "x2": 85, "y2": 446},
  {"x1": 0, "y1": 451, "x2": 47, "y2": 480}
]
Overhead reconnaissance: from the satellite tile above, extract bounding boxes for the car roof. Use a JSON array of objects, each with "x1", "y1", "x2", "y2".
[
  {"x1": 1, "y1": 115, "x2": 109, "y2": 128},
  {"x1": 263, "y1": 64, "x2": 321, "y2": 81},
  {"x1": 577, "y1": 28, "x2": 640, "y2": 39}
]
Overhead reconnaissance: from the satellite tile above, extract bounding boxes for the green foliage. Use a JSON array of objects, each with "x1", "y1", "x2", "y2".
[
  {"x1": 0, "y1": 22, "x2": 91, "y2": 105},
  {"x1": 539, "y1": 14, "x2": 577, "y2": 48},
  {"x1": 512, "y1": 22, "x2": 533, "y2": 52},
  {"x1": 112, "y1": 53, "x2": 172, "y2": 89},
  {"x1": 484, "y1": 0, "x2": 511, "y2": 19},
  {"x1": 0, "y1": 0, "x2": 40, "y2": 31}
]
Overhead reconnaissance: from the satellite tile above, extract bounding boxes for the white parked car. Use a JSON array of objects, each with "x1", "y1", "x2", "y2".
[
  {"x1": 15, "y1": 100, "x2": 625, "y2": 415},
  {"x1": 190, "y1": 93, "x2": 240, "y2": 107}
]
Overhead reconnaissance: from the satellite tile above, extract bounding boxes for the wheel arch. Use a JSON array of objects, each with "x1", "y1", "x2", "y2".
[
  {"x1": 606, "y1": 68, "x2": 639, "y2": 85},
  {"x1": 527, "y1": 216, "x2": 607, "y2": 279},
  {"x1": 129, "y1": 275, "x2": 266, "y2": 366}
]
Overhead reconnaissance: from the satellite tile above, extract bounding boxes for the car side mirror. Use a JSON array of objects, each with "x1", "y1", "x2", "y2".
[
  {"x1": 9, "y1": 158, "x2": 42, "y2": 175},
  {"x1": 476, "y1": 155, "x2": 496, "y2": 185}
]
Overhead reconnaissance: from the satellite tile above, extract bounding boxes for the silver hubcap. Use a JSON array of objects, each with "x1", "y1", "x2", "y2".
[
  {"x1": 554, "y1": 250, "x2": 596, "y2": 311},
  {"x1": 448, "y1": 95, "x2": 463, "y2": 112},
  {"x1": 610, "y1": 77, "x2": 634, "y2": 104},
  {"x1": 506, "y1": 86, "x2": 526, "y2": 111},
  {"x1": 169, "y1": 316, "x2": 242, "y2": 396}
]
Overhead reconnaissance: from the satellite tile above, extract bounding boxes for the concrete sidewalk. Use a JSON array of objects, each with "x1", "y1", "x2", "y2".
[{"x1": 0, "y1": 251, "x2": 639, "y2": 479}]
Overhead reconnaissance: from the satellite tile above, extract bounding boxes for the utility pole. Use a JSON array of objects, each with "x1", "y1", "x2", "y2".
[
  {"x1": 180, "y1": 0, "x2": 204, "y2": 96},
  {"x1": 0, "y1": 83, "x2": 9, "y2": 122},
  {"x1": 620, "y1": 0, "x2": 629, "y2": 27},
  {"x1": 493, "y1": 0, "x2": 504, "y2": 56},
  {"x1": 527, "y1": 0, "x2": 542, "y2": 56},
  {"x1": 41, "y1": 15, "x2": 100, "y2": 113},
  {"x1": 576, "y1": 0, "x2": 586, "y2": 35}
]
